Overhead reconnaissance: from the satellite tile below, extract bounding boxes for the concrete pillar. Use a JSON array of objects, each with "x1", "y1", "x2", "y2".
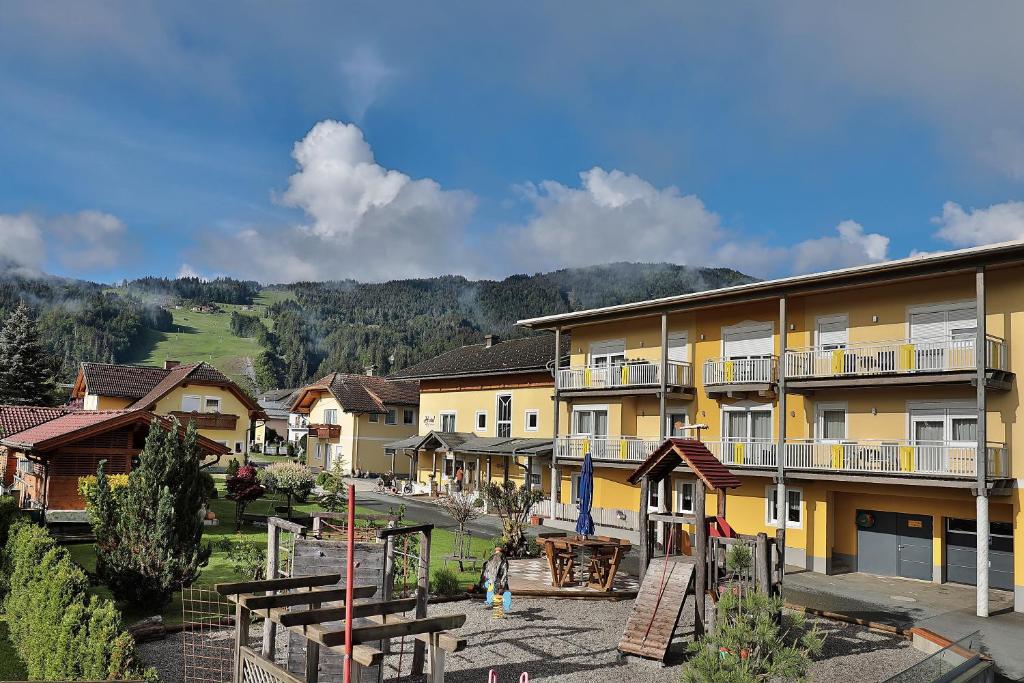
[
  {"x1": 976, "y1": 267, "x2": 989, "y2": 618},
  {"x1": 776, "y1": 296, "x2": 788, "y2": 569},
  {"x1": 550, "y1": 462, "x2": 559, "y2": 519}
]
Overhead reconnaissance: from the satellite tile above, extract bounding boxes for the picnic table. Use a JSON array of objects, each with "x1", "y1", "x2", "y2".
[{"x1": 541, "y1": 535, "x2": 631, "y2": 591}]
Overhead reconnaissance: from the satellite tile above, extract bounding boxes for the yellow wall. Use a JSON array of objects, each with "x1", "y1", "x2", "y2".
[
  {"x1": 419, "y1": 385, "x2": 554, "y2": 438},
  {"x1": 152, "y1": 384, "x2": 253, "y2": 455},
  {"x1": 86, "y1": 394, "x2": 133, "y2": 410},
  {"x1": 304, "y1": 392, "x2": 418, "y2": 475}
]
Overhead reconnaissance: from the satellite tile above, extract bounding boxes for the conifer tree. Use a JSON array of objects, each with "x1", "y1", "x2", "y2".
[
  {"x1": 0, "y1": 302, "x2": 54, "y2": 405},
  {"x1": 90, "y1": 417, "x2": 211, "y2": 608}
]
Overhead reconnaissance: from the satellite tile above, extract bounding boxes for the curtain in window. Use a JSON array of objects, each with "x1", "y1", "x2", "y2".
[
  {"x1": 751, "y1": 411, "x2": 771, "y2": 441},
  {"x1": 727, "y1": 411, "x2": 748, "y2": 439},
  {"x1": 951, "y1": 417, "x2": 978, "y2": 442},
  {"x1": 821, "y1": 409, "x2": 845, "y2": 440}
]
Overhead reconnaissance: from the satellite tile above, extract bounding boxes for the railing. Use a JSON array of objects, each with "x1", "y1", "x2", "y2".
[
  {"x1": 784, "y1": 335, "x2": 1007, "y2": 379},
  {"x1": 555, "y1": 436, "x2": 660, "y2": 462},
  {"x1": 169, "y1": 411, "x2": 239, "y2": 430},
  {"x1": 784, "y1": 439, "x2": 1010, "y2": 478},
  {"x1": 307, "y1": 423, "x2": 341, "y2": 439},
  {"x1": 549, "y1": 501, "x2": 641, "y2": 531},
  {"x1": 702, "y1": 356, "x2": 778, "y2": 385},
  {"x1": 557, "y1": 360, "x2": 693, "y2": 390},
  {"x1": 705, "y1": 440, "x2": 779, "y2": 468}
]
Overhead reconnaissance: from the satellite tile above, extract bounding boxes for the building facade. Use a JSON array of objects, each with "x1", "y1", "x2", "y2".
[
  {"x1": 290, "y1": 372, "x2": 419, "y2": 475},
  {"x1": 518, "y1": 241, "x2": 1024, "y2": 616}
]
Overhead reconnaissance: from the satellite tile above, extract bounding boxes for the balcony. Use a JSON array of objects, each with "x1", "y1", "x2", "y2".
[
  {"x1": 308, "y1": 423, "x2": 341, "y2": 440},
  {"x1": 555, "y1": 436, "x2": 660, "y2": 463},
  {"x1": 702, "y1": 357, "x2": 778, "y2": 395},
  {"x1": 704, "y1": 438, "x2": 1010, "y2": 479},
  {"x1": 170, "y1": 411, "x2": 239, "y2": 430},
  {"x1": 557, "y1": 360, "x2": 693, "y2": 396},
  {"x1": 784, "y1": 336, "x2": 1011, "y2": 391}
]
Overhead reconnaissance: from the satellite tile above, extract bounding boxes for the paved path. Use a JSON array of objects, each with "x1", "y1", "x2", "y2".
[{"x1": 783, "y1": 569, "x2": 1024, "y2": 680}]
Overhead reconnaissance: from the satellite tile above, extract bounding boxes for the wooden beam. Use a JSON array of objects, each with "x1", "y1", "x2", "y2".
[
  {"x1": 364, "y1": 614, "x2": 467, "y2": 653},
  {"x1": 242, "y1": 585, "x2": 377, "y2": 611},
  {"x1": 318, "y1": 614, "x2": 467, "y2": 647},
  {"x1": 277, "y1": 598, "x2": 418, "y2": 627},
  {"x1": 217, "y1": 574, "x2": 341, "y2": 596},
  {"x1": 376, "y1": 523, "x2": 434, "y2": 539}
]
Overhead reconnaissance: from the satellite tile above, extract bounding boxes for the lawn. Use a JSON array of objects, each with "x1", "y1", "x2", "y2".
[{"x1": 68, "y1": 482, "x2": 495, "y2": 627}]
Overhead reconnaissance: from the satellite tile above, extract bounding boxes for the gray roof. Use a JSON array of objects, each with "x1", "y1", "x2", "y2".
[
  {"x1": 390, "y1": 335, "x2": 569, "y2": 380},
  {"x1": 258, "y1": 388, "x2": 300, "y2": 420},
  {"x1": 384, "y1": 431, "x2": 552, "y2": 457}
]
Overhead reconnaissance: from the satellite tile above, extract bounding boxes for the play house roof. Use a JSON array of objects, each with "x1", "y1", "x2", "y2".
[{"x1": 627, "y1": 437, "x2": 742, "y2": 490}]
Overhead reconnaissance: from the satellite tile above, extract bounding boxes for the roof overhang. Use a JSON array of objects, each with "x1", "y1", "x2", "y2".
[{"x1": 628, "y1": 438, "x2": 742, "y2": 490}]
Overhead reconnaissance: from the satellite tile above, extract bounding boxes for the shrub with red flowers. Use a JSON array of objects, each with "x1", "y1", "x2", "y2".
[{"x1": 226, "y1": 464, "x2": 265, "y2": 531}]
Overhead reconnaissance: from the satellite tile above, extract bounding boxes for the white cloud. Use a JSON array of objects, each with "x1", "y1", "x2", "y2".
[
  {"x1": 932, "y1": 200, "x2": 1024, "y2": 247},
  {"x1": 790, "y1": 220, "x2": 889, "y2": 273},
  {"x1": 506, "y1": 168, "x2": 724, "y2": 272},
  {"x1": 340, "y1": 47, "x2": 396, "y2": 121},
  {"x1": 200, "y1": 120, "x2": 475, "y2": 282},
  {"x1": 0, "y1": 210, "x2": 128, "y2": 274}
]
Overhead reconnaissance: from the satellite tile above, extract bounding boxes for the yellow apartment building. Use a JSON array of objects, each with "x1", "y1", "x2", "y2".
[
  {"x1": 518, "y1": 241, "x2": 1024, "y2": 616},
  {"x1": 70, "y1": 360, "x2": 264, "y2": 454},
  {"x1": 385, "y1": 335, "x2": 566, "y2": 496},
  {"x1": 290, "y1": 371, "x2": 419, "y2": 476}
]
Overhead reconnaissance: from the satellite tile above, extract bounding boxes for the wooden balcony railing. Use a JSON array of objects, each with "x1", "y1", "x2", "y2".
[
  {"x1": 308, "y1": 423, "x2": 341, "y2": 439},
  {"x1": 557, "y1": 360, "x2": 693, "y2": 391},
  {"x1": 170, "y1": 411, "x2": 239, "y2": 430}
]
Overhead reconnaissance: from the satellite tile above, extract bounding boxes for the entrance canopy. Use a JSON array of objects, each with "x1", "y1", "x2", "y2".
[
  {"x1": 384, "y1": 430, "x2": 552, "y2": 458},
  {"x1": 627, "y1": 437, "x2": 742, "y2": 490}
]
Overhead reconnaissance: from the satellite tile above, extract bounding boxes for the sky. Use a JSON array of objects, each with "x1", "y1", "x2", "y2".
[{"x1": 2, "y1": 2, "x2": 1024, "y2": 284}]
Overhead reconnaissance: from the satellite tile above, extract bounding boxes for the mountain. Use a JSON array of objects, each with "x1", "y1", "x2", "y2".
[{"x1": 0, "y1": 262, "x2": 754, "y2": 391}]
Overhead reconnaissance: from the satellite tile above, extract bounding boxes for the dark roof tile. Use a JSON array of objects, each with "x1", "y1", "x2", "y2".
[{"x1": 390, "y1": 335, "x2": 569, "y2": 380}]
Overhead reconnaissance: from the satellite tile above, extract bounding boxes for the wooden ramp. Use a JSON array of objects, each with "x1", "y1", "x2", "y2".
[{"x1": 617, "y1": 557, "x2": 695, "y2": 661}]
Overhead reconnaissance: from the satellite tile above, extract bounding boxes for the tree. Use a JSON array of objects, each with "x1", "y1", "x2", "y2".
[
  {"x1": 0, "y1": 302, "x2": 54, "y2": 405},
  {"x1": 682, "y1": 591, "x2": 823, "y2": 682},
  {"x1": 437, "y1": 491, "x2": 483, "y2": 568},
  {"x1": 259, "y1": 461, "x2": 315, "y2": 520},
  {"x1": 87, "y1": 417, "x2": 212, "y2": 608},
  {"x1": 482, "y1": 481, "x2": 544, "y2": 558},
  {"x1": 316, "y1": 460, "x2": 349, "y2": 513},
  {"x1": 225, "y1": 464, "x2": 265, "y2": 531}
]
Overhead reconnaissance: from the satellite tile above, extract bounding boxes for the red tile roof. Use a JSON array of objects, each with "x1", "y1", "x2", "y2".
[
  {"x1": 627, "y1": 438, "x2": 743, "y2": 490},
  {"x1": 5, "y1": 410, "x2": 134, "y2": 446},
  {"x1": 0, "y1": 405, "x2": 67, "y2": 440},
  {"x1": 292, "y1": 372, "x2": 419, "y2": 414}
]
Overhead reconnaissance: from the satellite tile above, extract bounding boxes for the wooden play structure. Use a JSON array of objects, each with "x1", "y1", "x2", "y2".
[{"x1": 618, "y1": 437, "x2": 784, "y2": 662}]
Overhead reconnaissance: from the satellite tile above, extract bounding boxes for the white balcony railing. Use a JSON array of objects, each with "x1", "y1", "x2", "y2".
[
  {"x1": 784, "y1": 439, "x2": 1009, "y2": 478},
  {"x1": 702, "y1": 356, "x2": 778, "y2": 386},
  {"x1": 784, "y1": 335, "x2": 1007, "y2": 380},
  {"x1": 705, "y1": 440, "x2": 779, "y2": 468},
  {"x1": 555, "y1": 436, "x2": 660, "y2": 462},
  {"x1": 557, "y1": 360, "x2": 693, "y2": 391}
]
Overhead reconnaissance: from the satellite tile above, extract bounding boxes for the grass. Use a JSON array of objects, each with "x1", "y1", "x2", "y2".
[
  {"x1": 0, "y1": 617, "x2": 26, "y2": 681},
  {"x1": 67, "y1": 481, "x2": 492, "y2": 626}
]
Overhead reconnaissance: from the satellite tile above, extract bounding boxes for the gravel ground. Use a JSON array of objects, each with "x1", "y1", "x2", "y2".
[{"x1": 139, "y1": 599, "x2": 926, "y2": 683}]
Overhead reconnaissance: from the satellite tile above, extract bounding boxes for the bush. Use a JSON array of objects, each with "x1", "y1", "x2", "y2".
[
  {"x1": 316, "y1": 470, "x2": 334, "y2": 487},
  {"x1": 259, "y1": 461, "x2": 315, "y2": 518},
  {"x1": 431, "y1": 567, "x2": 462, "y2": 596},
  {"x1": 0, "y1": 495, "x2": 20, "y2": 548},
  {"x1": 198, "y1": 470, "x2": 218, "y2": 501},
  {"x1": 77, "y1": 473, "x2": 129, "y2": 507},
  {"x1": 226, "y1": 457, "x2": 241, "y2": 478},
  {"x1": 226, "y1": 465, "x2": 265, "y2": 531},
  {"x1": 215, "y1": 538, "x2": 267, "y2": 580},
  {"x1": 2, "y1": 521, "x2": 155, "y2": 680}
]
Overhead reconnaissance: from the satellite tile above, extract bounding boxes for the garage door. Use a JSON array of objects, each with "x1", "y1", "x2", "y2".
[
  {"x1": 856, "y1": 510, "x2": 933, "y2": 581},
  {"x1": 945, "y1": 519, "x2": 1014, "y2": 591}
]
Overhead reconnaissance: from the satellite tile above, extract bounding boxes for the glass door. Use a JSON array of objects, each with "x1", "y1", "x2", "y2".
[
  {"x1": 573, "y1": 409, "x2": 609, "y2": 458},
  {"x1": 912, "y1": 416, "x2": 945, "y2": 472}
]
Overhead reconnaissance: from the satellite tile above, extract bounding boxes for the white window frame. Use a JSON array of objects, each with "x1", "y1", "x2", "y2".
[
  {"x1": 588, "y1": 339, "x2": 627, "y2": 366},
  {"x1": 570, "y1": 473, "x2": 581, "y2": 503},
  {"x1": 571, "y1": 404, "x2": 610, "y2": 437},
  {"x1": 385, "y1": 409, "x2": 397, "y2": 425},
  {"x1": 496, "y1": 394, "x2": 512, "y2": 438},
  {"x1": 674, "y1": 479, "x2": 696, "y2": 514},
  {"x1": 181, "y1": 394, "x2": 202, "y2": 412},
  {"x1": 766, "y1": 485, "x2": 803, "y2": 528},
  {"x1": 814, "y1": 314, "x2": 849, "y2": 349},
  {"x1": 814, "y1": 401, "x2": 848, "y2": 442},
  {"x1": 439, "y1": 411, "x2": 457, "y2": 432},
  {"x1": 720, "y1": 321, "x2": 774, "y2": 359},
  {"x1": 403, "y1": 409, "x2": 415, "y2": 425},
  {"x1": 529, "y1": 472, "x2": 542, "y2": 486},
  {"x1": 524, "y1": 409, "x2": 539, "y2": 432},
  {"x1": 667, "y1": 331, "x2": 690, "y2": 363},
  {"x1": 475, "y1": 411, "x2": 487, "y2": 432},
  {"x1": 204, "y1": 396, "x2": 222, "y2": 413},
  {"x1": 665, "y1": 409, "x2": 689, "y2": 438},
  {"x1": 234, "y1": 442, "x2": 243, "y2": 454},
  {"x1": 323, "y1": 408, "x2": 338, "y2": 425},
  {"x1": 905, "y1": 300, "x2": 977, "y2": 337},
  {"x1": 721, "y1": 402, "x2": 774, "y2": 441},
  {"x1": 906, "y1": 400, "x2": 977, "y2": 443}
]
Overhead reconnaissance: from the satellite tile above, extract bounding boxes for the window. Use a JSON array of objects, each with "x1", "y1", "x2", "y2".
[
  {"x1": 475, "y1": 411, "x2": 487, "y2": 432},
  {"x1": 530, "y1": 473, "x2": 541, "y2": 486},
  {"x1": 648, "y1": 484, "x2": 660, "y2": 510},
  {"x1": 766, "y1": 486, "x2": 802, "y2": 528},
  {"x1": 675, "y1": 480, "x2": 695, "y2": 514},
  {"x1": 181, "y1": 395, "x2": 201, "y2": 412},
  {"x1": 816, "y1": 403, "x2": 846, "y2": 441},
  {"x1": 525, "y1": 410, "x2": 539, "y2": 432},
  {"x1": 588, "y1": 339, "x2": 626, "y2": 387},
  {"x1": 84, "y1": 394, "x2": 98, "y2": 410},
  {"x1": 324, "y1": 408, "x2": 338, "y2": 425},
  {"x1": 570, "y1": 473, "x2": 581, "y2": 503},
  {"x1": 403, "y1": 409, "x2": 415, "y2": 425},
  {"x1": 666, "y1": 412, "x2": 688, "y2": 437},
  {"x1": 204, "y1": 396, "x2": 221, "y2": 413},
  {"x1": 385, "y1": 409, "x2": 397, "y2": 425},
  {"x1": 440, "y1": 412, "x2": 456, "y2": 432},
  {"x1": 369, "y1": 413, "x2": 379, "y2": 423},
  {"x1": 496, "y1": 394, "x2": 512, "y2": 438},
  {"x1": 234, "y1": 442, "x2": 242, "y2": 453}
]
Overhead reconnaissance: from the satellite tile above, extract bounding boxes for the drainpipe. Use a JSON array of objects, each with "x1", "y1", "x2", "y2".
[
  {"x1": 551, "y1": 328, "x2": 562, "y2": 519},
  {"x1": 777, "y1": 296, "x2": 788, "y2": 572},
  {"x1": 976, "y1": 267, "x2": 989, "y2": 618}
]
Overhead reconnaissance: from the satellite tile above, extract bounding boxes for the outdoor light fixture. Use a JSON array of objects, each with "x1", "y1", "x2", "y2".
[
  {"x1": 872, "y1": 315, "x2": 879, "y2": 323},
  {"x1": 789, "y1": 323, "x2": 796, "y2": 331},
  {"x1": 871, "y1": 407, "x2": 878, "y2": 415},
  {"x1": 699, "y1": 333, "x2": 705, "y2": 340}
]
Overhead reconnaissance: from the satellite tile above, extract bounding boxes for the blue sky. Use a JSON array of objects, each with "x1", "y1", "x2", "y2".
[{"x1": 2, "y1": 2, "x2": 1024, "y2": 283}]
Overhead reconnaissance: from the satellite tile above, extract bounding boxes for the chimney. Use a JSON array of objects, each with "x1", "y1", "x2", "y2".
[
  {"x1": 364, "y1": 364, "x2": 377, "y2": 376},
  {"x1": 164, "y1": 360, "x2": 181, "y2": 370},
  {"x1": 484, "y1": 334, "x2": 499, "y2": 348}
]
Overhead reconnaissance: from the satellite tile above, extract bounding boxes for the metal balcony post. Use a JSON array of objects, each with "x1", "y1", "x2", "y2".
[
  {"x1": 776, "y1": 296, "x2": 788, "y2": 571},
  {"x1": 976, "y1": 267, "x2": 989, "y2": 617},
  {"x1": 658, "y1": 314, "x2": 668, "y2": 514},
  {"x1": 551, "y1": 327, "x2": 562, "y2": 519}
]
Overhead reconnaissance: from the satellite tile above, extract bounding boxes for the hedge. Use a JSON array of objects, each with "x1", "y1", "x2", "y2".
[{"x1": 1, "y1": 521, "x2": 156, "y2": 681}]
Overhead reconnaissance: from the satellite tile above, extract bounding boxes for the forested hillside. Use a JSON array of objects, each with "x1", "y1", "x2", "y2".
[{"x1": 0, "y1": 261, "x2": 753, "y2": 390}]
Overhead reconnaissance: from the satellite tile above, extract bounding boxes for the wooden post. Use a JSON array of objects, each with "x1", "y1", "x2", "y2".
[
  {"x1": 262, "y1": 523, "x2": 280, "y2": 657},
  {"x1": 484, "y1": 456, "x2": 492, "y2": 513},
  {"x1": 755, "y1": 533, "x2": 769, "y2": 595},
  {"x1": 411, "y1": 527, "x2": 432, "y2": 675},
  {"x1": 381, "y1": 536, "x2": 395, "y2": 655},
  {"x1": 234, "y1": 602, "x2": 250, "y2": 683},
  {"x1": 717, "y1": 488, "x2": 726, "y2": 518},
  {"x1": 694, "y1": 483, "x2": 707, "y2": 637},
  {"x1": 428, "y1": 632, "x2": 446, "y2": 683},
  {"x1": 638, "y1": 475, "x2": 651, "y2": 583},
  {"x1": 305, "y1": 601, "x2": 321, "y2": 683}
]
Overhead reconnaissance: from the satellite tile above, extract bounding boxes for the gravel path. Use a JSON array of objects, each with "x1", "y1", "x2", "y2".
[{"x1": 139, "y1": 598, "x2": 926, "y2": 682}]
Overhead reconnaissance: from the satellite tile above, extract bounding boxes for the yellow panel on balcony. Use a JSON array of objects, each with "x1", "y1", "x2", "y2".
[
  {"x1": 619, "y1": 440, "x2": 628, "y2": 460},
  {"x1": 899, "y1": 446, "x2": 915, "y2": 472},
  {"x1": 830, "y1": 444, "x2": 844, "y2": 469},
  {"x1": 583, "y1": 368, "x2": 592, "y2": 387},
  {"x1": 899, "y1": 344, "x2": 916, "y2": 371},
  {"x1": 830, "y1": 349, "x2": 845, "y2": 374},
  {"x1": 582, "y1": 438, "x2": 590, "y2": 455},
  {"x1": 734, "y1": 441, "x2": 744, "y2": 464},
  {"x1": 621, "y1": 365, "x2": 630, "y2": 384},
  {"x1": 724, "y1": 360, "x2": 734, "y2": 382}
]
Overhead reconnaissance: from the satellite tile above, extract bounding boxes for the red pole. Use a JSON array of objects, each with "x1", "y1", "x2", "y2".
[{"x1": 344, "y1": 484, "x2": 355, "y2": 683}]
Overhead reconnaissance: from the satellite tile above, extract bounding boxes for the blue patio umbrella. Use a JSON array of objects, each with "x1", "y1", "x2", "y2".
[{"x1": 575, "y1": 452, "x2": 595, "y2": 536}]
